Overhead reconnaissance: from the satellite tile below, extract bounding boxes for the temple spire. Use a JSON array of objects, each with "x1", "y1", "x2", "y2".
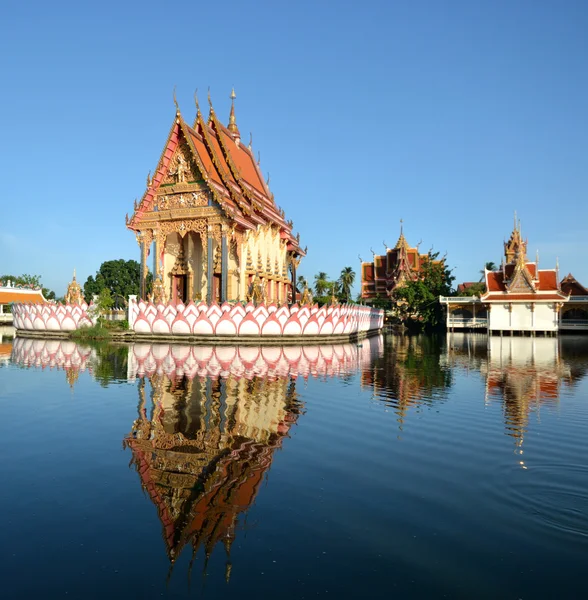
[
  {"x1": 395, "y1": 219, "x2": 409, "y2": 251},
  {"x1": 228, "y1": 87, "x2": 240, "y2": 140}
]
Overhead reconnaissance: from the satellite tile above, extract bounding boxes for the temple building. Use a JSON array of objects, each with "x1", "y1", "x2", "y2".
[
  {"x1": 441, "y1": 218, "x2": 588, "y2": 333},
  {"x1": 361, "y1": 223, "x2": 440, "y2": 302},
  {"x1": 126, "y1": 90, "x2": 305, "y2": 304}
]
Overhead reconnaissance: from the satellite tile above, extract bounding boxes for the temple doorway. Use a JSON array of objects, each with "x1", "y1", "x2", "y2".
[{"x1": 172, "y1": 275, "x2": 187, "y2": 304}]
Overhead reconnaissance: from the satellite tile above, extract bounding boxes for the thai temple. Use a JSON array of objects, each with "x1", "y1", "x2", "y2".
[
  {"x1": 361, "y1": 222, "x2": 442, "y2": 302},
  {"x1": 126, "y1": 89, "x2": 305, "y2": 305},
  {"x1": 441, "y1": 218, "x2": 588, "y2": 334}
]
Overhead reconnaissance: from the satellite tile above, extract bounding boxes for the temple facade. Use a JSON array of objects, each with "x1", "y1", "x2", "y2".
[
  {"x1": 361, "y1": 223, "x2": 440, "y2": 302},
  {"x1": 127, "y1": 90, "x2": 305, "y2": 305},
  {"x1": 441, "y1": 219, "x2": 588, "y2": 334}
]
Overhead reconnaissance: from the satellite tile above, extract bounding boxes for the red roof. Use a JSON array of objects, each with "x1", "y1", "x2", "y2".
[
  {"x1": 0, "y1": 289, "x2": 46, "y2": 304},
  {"x1": 484, "y1": 263, "x2": 560, "y2": 295},
  {"x1": 561, "y1": 273, "x2": 588, "y2": 296},
  {"x1": 128, "y1": 107, "x2": 303, "y2": 254}
]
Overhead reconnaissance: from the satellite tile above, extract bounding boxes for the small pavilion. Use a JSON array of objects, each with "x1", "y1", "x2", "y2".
[{"x1": 0, "y1": 280, "x2": 46, "y2": 324}]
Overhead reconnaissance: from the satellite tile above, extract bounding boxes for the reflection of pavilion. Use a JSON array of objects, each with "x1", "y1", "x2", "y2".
[
  {"x1": 124, "y1": 372, "x2": 300, "y2": 577},
  {"x1": 447, "y1": 334, "x2": 588, "y2": 463},
  {"x1": 482, "y1": 337, "x2": 572, "y2": 449},
  {"x1": 361, "y1": 335, "x2": 452, "y2": 428}
]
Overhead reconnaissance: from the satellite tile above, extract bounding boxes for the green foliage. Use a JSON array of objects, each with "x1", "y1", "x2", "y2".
[
  {"x1": 71, "y1": 324, "x2": 112, "y2": 341},
  {"x1": 83, "y1": 259, "x2": 149, "y2": 304},
  {"x1": 91, "y1": 344, "x2": 129, "y2": 387},
  {"x1": 458, "y1": 281, "x2": 486, "y2": 297},
  {"x1": 338, "y1": 266, "x2": 356, "y2": 303},
  {"x1": 389, "y1": 251, "x2": 455, "y2": 331},
  {"x1": 96, "y1": 288, "x2": 114, "y2": 313},
  {"x1": 313, "y1": 272, "x2": 330, "y2": 297}
]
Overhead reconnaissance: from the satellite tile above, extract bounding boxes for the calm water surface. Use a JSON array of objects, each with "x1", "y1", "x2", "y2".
[{"x1": 1, "y1": 332, "x2": 587, "y2": 599}]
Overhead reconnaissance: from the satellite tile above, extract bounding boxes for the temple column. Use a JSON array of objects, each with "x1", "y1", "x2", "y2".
[
  {"x1": 137, "y1": 232, "x2": 149, "y2": 300},
  {"x1": 221, "y1": 229, "x2": 228, "y2": 303},
  {"x1": 207, "y1": 226, "x2": 214, "y2": 304},
  {"x1": 154, "y1": 234, "x2": 162, "y2": 278},
  {"x1": 290, "y1": 255, "x2": 297, "y2": 304}
]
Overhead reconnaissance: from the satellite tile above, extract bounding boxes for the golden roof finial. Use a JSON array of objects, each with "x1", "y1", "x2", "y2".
[
  {"x1": 194, "y1": 88, "x2": 200, "y2": 114},
  {"x1": 173, "y1": 85, "x2": 179, "y2": 113},
  {"x1": 395, "y1": 219, "x2": 409, "y2": 250},
  {"x1": 207, "y1": 86, "x2": 213, "y2": 110},
  {"x1": 72, "y1": 268, "x2": 76, "y2": 281},
  {"x1": 248, "y1": 132, "x2": 253, "y2": 150},
  {"x1": 228, "y1": 87, "x2": 240, "y2": 137}
]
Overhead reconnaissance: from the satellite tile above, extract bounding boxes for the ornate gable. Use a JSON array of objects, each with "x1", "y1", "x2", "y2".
[
  {"x1": 161, "y1": 138, "x2": 202, "y2": 186},
  {"x1": 506, "y1": 255, "x2": 536, "y2": 293}
]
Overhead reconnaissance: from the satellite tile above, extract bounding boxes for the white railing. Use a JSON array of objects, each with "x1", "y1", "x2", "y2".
[
  {"x1": 567, "y1": 296, "x2": 588, "y2": 302},
  {"x1": 448, "y1": 318, "x2": 488, "y2": 326},
  {"x1": 559, "y1": 319, "x2": 588, "y2": 328},
  {"x1": 439, "y1": 297, "x2": 482, "y2": 304}
]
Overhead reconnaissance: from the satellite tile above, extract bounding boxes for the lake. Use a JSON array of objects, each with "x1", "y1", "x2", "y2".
[{"x1": 1, "y1": 332, "x2": 587, "y2": 599}]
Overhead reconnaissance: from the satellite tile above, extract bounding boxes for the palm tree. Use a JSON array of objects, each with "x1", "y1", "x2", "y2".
[
  {"x1": 313, "y1": 272, "x2": 330, "y2": 297},
  {"x1": 297, "y1": 275, "x2": 307, "y2": 291},
  {"x1": 479, "y1": 261, "x2": 497, "y2": 282},
  {"x1": 338, "y1": 266, "x2": 356, "y2": 303}
]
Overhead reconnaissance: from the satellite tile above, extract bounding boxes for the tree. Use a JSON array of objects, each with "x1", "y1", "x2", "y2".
[
  {"x1": 338, "y1": 266, "x2": 356, "y2": 303},
  {"x1": 458, "y1": 281, "x2": 486, "y2": 297},
  {"x1": 479, "y1": 261, "x2": 497, "y2": 282},
  {"x1": 313, "y1": 272, "x2": 330, "y2": 297},
  {"x1": 83, "y1": 260, "x2": 148, "y2": 305},
  {"x1": 389, "y1": 251, "x2": 455, "y2": 330},
  {"x1": 297, "y1": 275, "x2": 307, "y2": 291}
]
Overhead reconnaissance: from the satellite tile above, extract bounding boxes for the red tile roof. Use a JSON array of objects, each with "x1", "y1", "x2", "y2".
[
  {"x1": 128, "y1": 107, "x2": 303, "y2": 254},
  {"x1": 0, "y1": 289, "x2": 46, "y2": 304}
]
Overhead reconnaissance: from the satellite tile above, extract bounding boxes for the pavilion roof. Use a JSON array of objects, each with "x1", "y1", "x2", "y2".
[{"x1": 0, "y1": 287, "x2": 46, "y2": 304}]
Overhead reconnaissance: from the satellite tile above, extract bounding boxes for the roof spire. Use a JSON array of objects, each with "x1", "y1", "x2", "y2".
[
  {"x1": 207, "y1": 87, "x2": 214, "y2": 122},
  {"x1": 395, "y1": 219, "x2": 409, "y2": 251},
  {"x1": 227, "y1": 87, "x2": 241, "y2": 139},
  {"x1": 173, "y1": 85, "x2": 179, "y2": 114},
  {"x1": 514, "y1": 210, "x2": 518, "y2": 231},
  {"x1": 194, "y1": 89, "x2": 201, "y2": 115}
]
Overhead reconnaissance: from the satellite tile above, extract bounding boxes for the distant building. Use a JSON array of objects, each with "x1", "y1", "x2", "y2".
[
  {"x1": 361, "y1": 223, "x2": 441, "y2": 302},
  {"x1": 0, "y1": 280, "x2": 46, "y2": 324},
  {"x1": 440, "y1": 218, "x2": 588, "y2": 333}
]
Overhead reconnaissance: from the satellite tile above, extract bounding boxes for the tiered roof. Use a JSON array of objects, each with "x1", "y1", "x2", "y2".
[
  {"x1": 127, "y1": 92, "x2": 304, "y2": 255},
  {"x1": 362, "y1": 223, "x2": 439, "y2": 298},
  {"x1": 481, "y1": 221, "x2": 567, "y2": 302},
  {"x1": 560, "y1": 273, "x2": 588, "y2": 297}
]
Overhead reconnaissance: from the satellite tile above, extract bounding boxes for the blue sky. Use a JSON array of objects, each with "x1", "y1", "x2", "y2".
[{"x1": 1, "y1": 0, "x2": 587, "y2": 296}]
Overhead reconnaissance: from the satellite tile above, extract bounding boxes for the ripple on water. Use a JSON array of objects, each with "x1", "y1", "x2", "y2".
[{"x1": 484, "y1": 462, "x2": 588, "y2": 542}]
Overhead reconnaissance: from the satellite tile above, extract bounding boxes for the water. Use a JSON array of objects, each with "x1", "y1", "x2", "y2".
[{"x1": 1, "y1": 333, "x2": 587, "y2": 599}]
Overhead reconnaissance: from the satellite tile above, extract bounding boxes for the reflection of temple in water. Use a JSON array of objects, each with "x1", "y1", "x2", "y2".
[
  {"x1": 361, "y1": 335, "x2": 452, "y2": 428},
  {"x1": 124, "y1": 371, "x2": 301, "y2": 578},
  {"x1": 121, "y1": 338, "x2": 382, "y2": 578}
]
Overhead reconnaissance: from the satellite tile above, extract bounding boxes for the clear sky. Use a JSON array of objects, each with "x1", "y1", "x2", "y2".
[{"x1": 1, "y1": 0, "x2": 587, "y2": 296}]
